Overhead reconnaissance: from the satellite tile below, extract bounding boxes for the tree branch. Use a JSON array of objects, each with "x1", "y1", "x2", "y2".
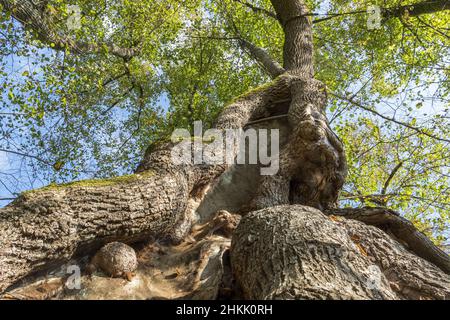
[
  {"x1": 309, "y1": 1, "x2": 450, "y2": 25},
  {"x1": 381, "y1": 161, "x2": 404, "y2": 195},
  {"x1": 313, "y1": 10, "x2": 366, "y2": 24},
  {"x1": 340, "y1": 193, "x2": 450, "y2": 211},
  {"x1": 101, "y1": 85, "x2": 135, "y2": 115},
  {"x1": 237, "y1": 38, "x2": 285, "y2": 78},
  {"x1": 0, "y1": 148, "x2": 51, "y2": 166},
  {"x1": 383, "y1": 0, "x2": 450, "y2": 19},
  {"x1": 233, "y1": 0, "x2": 277, "y2": 19},
  {"x1": 416, "y1": 16, "x2": 450, "y2": 39},
  {"x1": 189, "y1": 34, "x2": 285, "y2": 78}
]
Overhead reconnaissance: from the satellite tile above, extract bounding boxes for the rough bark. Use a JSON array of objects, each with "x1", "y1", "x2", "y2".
[
  {"x1": 231, "y1": 205, "x2": 450, "y2": 300},
  {"x1": 1, "y1": 0, "x2": 448, "y2": 300},
  {"x1": 238, "y1": 39, "x2": 285, "y2": 79},
  {"x1": 0, "y1": 75, "x2": 294, "y2": 293},
  {"x1": 0, "y1": 169, "x2": 191, "y2": 293},
  {"x1": 330, "y1": 207, "x2": 450, "y2": 274}
]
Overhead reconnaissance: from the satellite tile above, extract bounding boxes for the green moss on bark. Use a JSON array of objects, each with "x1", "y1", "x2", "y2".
[{"x1": 21, "y1": 170, "x2": 155, "y2": 195}]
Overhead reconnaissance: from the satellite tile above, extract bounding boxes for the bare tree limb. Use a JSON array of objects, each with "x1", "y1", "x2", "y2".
[
  {"x1": 313, "y1": 10, "x2": 366, "y2": 24},
  {"x1": 307, "y1": 0, "x2": 450, "y2": 24},
  {"x1": 0, "y1": 75, "x2": 295, "y2": 293},
  {"x1": 189, "y1": 33, "x2": 285, "y2": 79},
  {"x1": 0, "y1": 148, "x2": 51, "y2": 166},
  {"x1": 221, "y1": 8, "x2": 285, "y2": 79},
  {"x1": 101, "y1": 85, "x2": 135, "y2": 115},
  {"x1": 416, "y1": 16, "x2": 450, "y2": 39},
  {"x1": 383, "y1": 0, "x2": 450, "y2": 19},
  {"x1": 381, "y1": 161, "x2": 404, "y2": 195},
  {"x1": 340, "y1": 193, "x2": 450, "y2": 211}
]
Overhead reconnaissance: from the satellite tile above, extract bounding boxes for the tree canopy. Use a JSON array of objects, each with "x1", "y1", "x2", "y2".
[{"x1": 0, "y1": 0, "x2": 449, "y2": 245}]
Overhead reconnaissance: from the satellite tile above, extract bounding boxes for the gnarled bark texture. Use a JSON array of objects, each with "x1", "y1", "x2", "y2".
[
  {"x1": 0, "y1": 169, "x2": 192, "y2": 293},
  {"x1": 330, "y1": 207, "x2": 450, "y2": 274},
  {"x1": 1, "y1": 0, "x2": 449, "y2": 300},
  {"x1": 0, "y1": 75, "x2": 293, "y2": 293}
]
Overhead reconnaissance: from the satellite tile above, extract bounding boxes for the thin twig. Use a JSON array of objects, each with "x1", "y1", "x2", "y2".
[{"x1": 330, "y1": 92, "x2": 450, "y2": 144}]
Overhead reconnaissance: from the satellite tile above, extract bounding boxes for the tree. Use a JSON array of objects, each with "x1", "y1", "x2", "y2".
[{"x1": 0, "y1": 0, "x2": 449, "y2": 299}]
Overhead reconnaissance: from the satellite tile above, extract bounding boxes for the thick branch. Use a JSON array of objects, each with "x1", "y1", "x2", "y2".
[
  {"x1": 381, "y1": 161, "x2": 404, "y2": 195},
  {"x1": 0, "y1": 0, "x2": 140, "y2": 58},
  {"x1": 311, "y1": 0, "x2": 450, "y2": 24},
  {"x1": 383, "y1": 0, "x2": 450, "y2": 19},
  {"x1": 223, "y1": 11, "x2": 284, "y2": 78},
  {"x1": 0, "y1": 168, "x2": 199, "y2": 293}
]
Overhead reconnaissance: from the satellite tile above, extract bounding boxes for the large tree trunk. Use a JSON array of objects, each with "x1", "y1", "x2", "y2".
[
  {"x1": 231, "y1": 205, "x2": 450, "y2": 300},
  {"x1": 0, "y1": 75, "x2": 293, "y2": 293},
  {"x1": 250, "y1": 0, "x2": 347, "y2": 211}
]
